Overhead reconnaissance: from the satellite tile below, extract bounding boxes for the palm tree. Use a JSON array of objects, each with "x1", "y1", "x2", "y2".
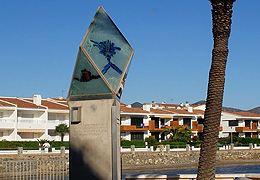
[
  {"x1": 161, "y1": 126, "x2": 183, "y2": 141},
  {"x1": 179, "y1": 126, "x2": 192, "y2": 143},
  {"x1": 55, "y1": 124, "x2": 69, "y2": 142},
  {"x1": 197, "y1": 0, "x2": 236, "y2": 179}
]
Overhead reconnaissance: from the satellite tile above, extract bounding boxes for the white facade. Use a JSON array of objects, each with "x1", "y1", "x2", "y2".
[
  {"x1": 0, "y1": 95, "x2": 69, "y2": 141},
  {"x1": 0, "y1": 96, "x2": 260, "y2": 142}
]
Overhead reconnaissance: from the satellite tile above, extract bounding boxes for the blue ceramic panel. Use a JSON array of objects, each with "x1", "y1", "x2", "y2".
[
  {"x1": 69, "y1": 49, "x2": 112, "y2": 96},
  {"x1": 82, "y1": 7, "x2": 133, "y2": 91}
]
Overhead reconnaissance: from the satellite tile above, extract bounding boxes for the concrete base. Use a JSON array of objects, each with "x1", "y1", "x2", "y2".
[{"x1": 68, "y1": 98, "x2": 120, "y2": 180}]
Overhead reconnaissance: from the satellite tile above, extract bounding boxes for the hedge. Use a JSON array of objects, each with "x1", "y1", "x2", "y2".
[
  {"x1": 0, "y1": 140, "x2": 69, "y2": 150},
  {"x1": 121, "y1": 140, "x2": 145, "y2": 148},
  {"x1": 0, "y1": 140, "x2": 39, "y2": 150},
  {"x1": 218, "y1": 137, "x2": 260, "y2": 146},
  {"x1": 154, "y1": 141, "x2": 187, "y2": 149}
]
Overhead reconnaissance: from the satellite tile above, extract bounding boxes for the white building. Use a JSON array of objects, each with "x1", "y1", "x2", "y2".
[
  {"x1": 0, "y1": 95, "x2": 69, "y2": 141},
  {"x1": 120, "y1": 102, "x2": 205, "y2": 141},
  {"x1": 220, "y1": 111, "x2": 260, "y2": 138},
  {"x1": 0, "y1": 95, "x2": 259, "y2": 141}
]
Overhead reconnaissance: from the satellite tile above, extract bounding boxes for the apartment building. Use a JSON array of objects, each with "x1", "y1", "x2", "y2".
[
  {"x1": 120, "y1": 102, "x2": 206, "y2": 141},
  {"x1": 0, "y1": 95, "x2": 260, "y2": 141},
  {"x1": 220, "y1": 111, "x2": 260, "y2": 138},
  {"x1": 0, "y1": 95, "x2": 69, "y2": 141}
]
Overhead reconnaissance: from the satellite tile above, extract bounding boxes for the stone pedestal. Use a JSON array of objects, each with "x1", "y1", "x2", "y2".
[{"x1": 68, "y1": 98, "x2": 120, "y2": 180}]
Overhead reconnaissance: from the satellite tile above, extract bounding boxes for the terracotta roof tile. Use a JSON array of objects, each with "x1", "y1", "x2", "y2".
[
  {"x1": 149, "y1": 108, "x2": 173, "y2": 114},
  {"x1": 224, "y1": 111, "x2": 260, "y2": 117},
  {"x1": 23, "y1": 98, "x2": 68, "y2": 110},
  {"x1": 0, "y1": 97, "x2": 45, "y2": 109},
  {"x1": 42, "y1": 100, "x2": 68, "y2": 110},
  {"x1": 120, "y1": 107, "x2": 148, "y2": 114},
  {"x1": 0, "y1": 100, "x2": 16, "y2": 107},
  {"x1": 163, "y1": 108, "x2": 204, "y2": 115}
]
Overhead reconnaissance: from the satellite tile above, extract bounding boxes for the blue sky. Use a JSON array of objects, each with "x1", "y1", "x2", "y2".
[{"x1": 1, "y1": 1, "x2": 260, "y2": 110}]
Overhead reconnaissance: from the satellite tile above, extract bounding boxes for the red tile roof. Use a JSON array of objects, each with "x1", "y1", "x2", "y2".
[
  {"x1": 163, "y1": 108, "x2": 204, "y2": 115},
  {"x1": 24, "y1": 98, "x2": 68, "y2": 110},
  {"x1": 0, "y1": 100, "x2": 16, "y2": 107},
  {"x1": 42, "y1": 100, "x2": 68, "y2": 110},
  {"x1": 0, "y1": 97, "x2": 45, "y2": 109},
  {"x1": 149, "y1": 108, "x2": 173, "y2": 114},
  {"x1": 224, "y1": 111, "x2": 260, "y2": 117},
  {"x1": 120, "y1": 107, "x2": 148, "y2": 114}
]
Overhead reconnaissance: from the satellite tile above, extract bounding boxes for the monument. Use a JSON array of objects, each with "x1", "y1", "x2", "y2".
[{"x1": 67, "y1": 6, "x2": 134, "y2": 180}]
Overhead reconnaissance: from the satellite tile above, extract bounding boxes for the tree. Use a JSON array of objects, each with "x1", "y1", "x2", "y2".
[
  {"x1": 161, "y1": 126, "x2": 182, "y2": 141},
  {"x1": 197, "y1": 0, "x2": 236, "y2": 179},
  {"x1": 179, "y1": 126, "x2": 192, "y2": 143},
  {"x1": 161, "y1": 126, "x2": 191, "y2": 142},
  {"x1": 55, "y1": 124, "x2": 69, "y2": 142}
]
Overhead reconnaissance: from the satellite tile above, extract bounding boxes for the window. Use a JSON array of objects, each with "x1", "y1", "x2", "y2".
[
  {"x1": 131, "y1": 132, "x2": 144, "y2": 141},
  {"x1": 151, "y1": 117, "x2": 159, "y2": 128},
  {"x1": 229, "y1": 120, "x2": 238, "y2": 126},
  {"x1": 245, "y1": 120, "x2": 250, "y2": 127},
  {"x1": 183, "y1": 118, "x2": 191, "y2": 128},
  {"x1": 197, "y1": 118, "x2": 204, "y2": 125},
  {"x1": 0, "y1": 112, "x2": 3, "y2": 118},
  {"x1": 131, "y1": 117, "x2": 143, "y2": 128},
  {"x1": 70, "y1": 107, "x2": 81, "y2": 124},
  {"x1": 160, "y1": 119, "x2": 165, "y2": 126}
]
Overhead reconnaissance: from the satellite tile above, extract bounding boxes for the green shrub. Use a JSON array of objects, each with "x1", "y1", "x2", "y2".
[
  {"x1": 121, "y1": 140, "x2": 145, "y2": 148},
  {"x1": 0, "y1": 140, "x2": 69, "y2": 150},
  {"x1": 190, "y1": 140, "x2": 201, "y2": 148},
  {"x1": 154, "y1": 141, "x2": 187, "y2": 149},
  {"x1": 218, "y1": 137, "x2": 260, "y2": 146},
  {"x1": 145, "y1": 136, "x2": 156, "y2": 147},
  {"x1": 0, "y1": 140, "x2": 39, "y2": 150},
  {"x1": 50, "y1": 141, "x2": 69, "y2": 149}
]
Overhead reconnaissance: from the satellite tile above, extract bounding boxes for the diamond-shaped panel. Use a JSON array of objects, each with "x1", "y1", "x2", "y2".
[
  {"x1": 81, "y1": 6, "x2": 133, "y2": 92},
  {"x1": 68, "y1": 6, "x2": 133, "y2": 98},
  {"x1": 69, "y1": 49, "x2": 112, "y2": 96}
]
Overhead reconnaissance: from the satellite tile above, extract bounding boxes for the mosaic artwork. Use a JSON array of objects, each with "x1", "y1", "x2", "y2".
[
  {"x1": 91, "y1": 40, "x2": 122, "y2": 75},
  {"x1": 68, "y1": 6, "x2": 134, "y2": 98}
]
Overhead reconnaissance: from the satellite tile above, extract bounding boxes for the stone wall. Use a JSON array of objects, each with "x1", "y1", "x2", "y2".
[
  {"x1": 0, "y1": 153, "x2": 68, "y2": 161},
  {"x1": 1, "y1": 149, "x2": 260, "y2": 171},
  {"x1": 121, "y1": 149, "x2": 260, "y2": 170}
]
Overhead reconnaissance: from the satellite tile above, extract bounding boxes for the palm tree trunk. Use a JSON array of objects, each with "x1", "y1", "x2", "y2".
[{"x1": 197, "y1": 0, "x2": 236, "y2": 179}]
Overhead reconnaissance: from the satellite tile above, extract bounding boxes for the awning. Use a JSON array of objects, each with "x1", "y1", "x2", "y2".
[
  {"x1": 48, "y1": 110, "x2": 69, "y2": 113},
  {"x1": 154, "y1": 116, "x2": 173, "y2": 119},
  {"x1": 17, "y1": 129, "x2": 45, "y2": 133}
]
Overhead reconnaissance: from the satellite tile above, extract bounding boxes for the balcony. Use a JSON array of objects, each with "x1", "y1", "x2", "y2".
[
  {"x1": 191, "y1": 121, "x2": 203, "y2": 132},
  {"x1": 120, "y1": 125, "x2": 149, "y2": 131},
  {"x1": 235, "y1": 126, "x2": 260, "y2": 132},
  {"x1": 120, "y1": 120, "x2": 223, "y2": 132},
  {"x1": 47, "y1": 120, "x2": 69, "y2": 129},
  {"x1": 18, "y1": 119, "x2": 45, "y2": 130},
  {"x1": 0, "y1": 118, "x2": 16, "y2": 129},
  {"x1": 148, "y1": 120, "x2": 165, "y2": 132}
]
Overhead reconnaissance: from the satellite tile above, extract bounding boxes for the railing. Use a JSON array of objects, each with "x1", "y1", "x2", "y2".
[
  {"x1": 0, "y1": 158, "x2": 69, "y2": 180},
  {"x1": 19, "y1": 119, "x2": 45, "y2": 124},
  {"x1": 0, "y1": 119, "x2": 15, "y2": 123}
]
